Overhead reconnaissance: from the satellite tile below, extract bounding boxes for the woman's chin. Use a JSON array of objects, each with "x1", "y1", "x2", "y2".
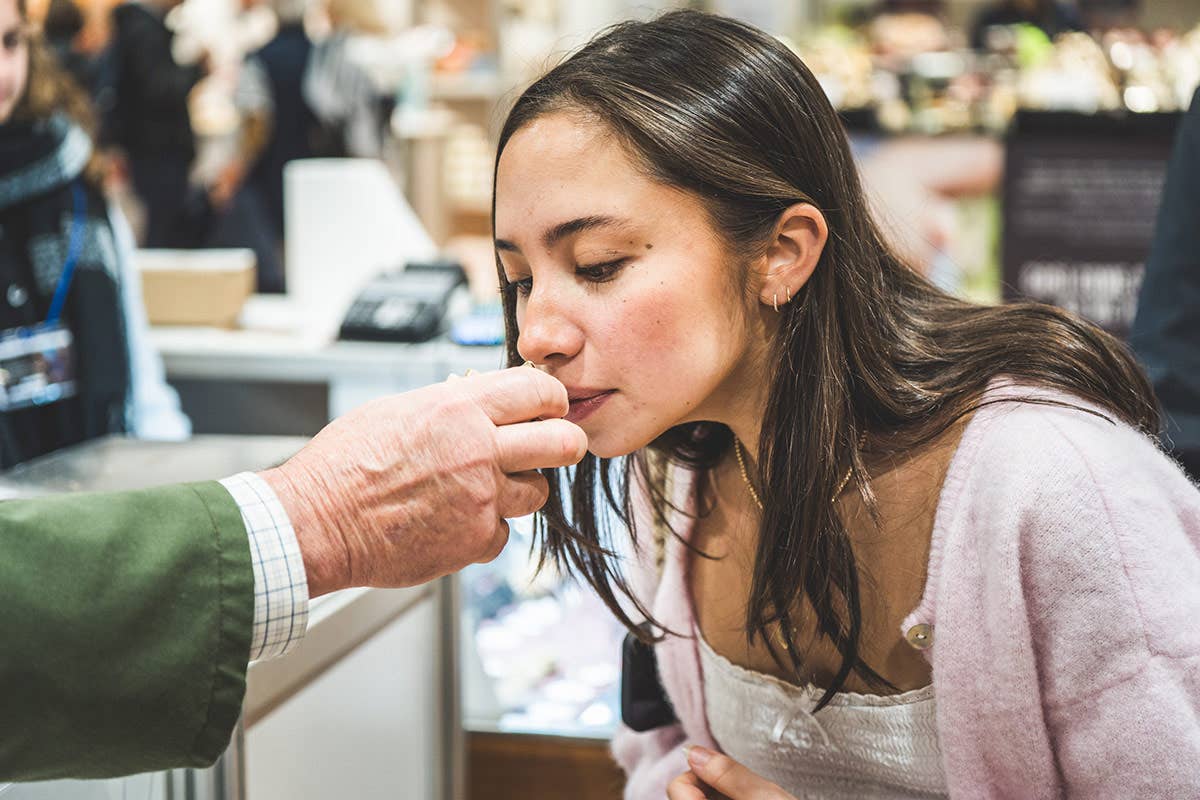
[
  {"x1": 587, "y1": 441, "x2": 635, "y2": 460},
  {"x1": 584, "y1": 427, "x2": 658, "y2": 460}
]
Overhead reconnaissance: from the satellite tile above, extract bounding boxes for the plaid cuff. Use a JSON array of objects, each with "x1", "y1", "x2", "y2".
[{"x1": 219, "y1": 472, "x2": 310, "y2": 661}]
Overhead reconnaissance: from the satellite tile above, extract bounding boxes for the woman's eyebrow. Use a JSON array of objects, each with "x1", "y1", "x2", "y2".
[{"x1": 495, "y1": 214, "x2": 634, "y2": 254}]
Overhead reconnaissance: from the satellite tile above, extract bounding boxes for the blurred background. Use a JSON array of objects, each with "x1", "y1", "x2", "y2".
[{"x1": 2, "y1": 0, "x2": 1197, "y2": 798}]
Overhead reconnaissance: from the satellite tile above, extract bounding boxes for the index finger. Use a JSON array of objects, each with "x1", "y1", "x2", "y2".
[{"x1": 469, "y1": 367, "x2": 569, "y2": 425}]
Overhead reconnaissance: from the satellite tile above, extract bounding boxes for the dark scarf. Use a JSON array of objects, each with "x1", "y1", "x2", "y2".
[{"x1": 0, "y1": 114, "x2": 130, "y2": 469}]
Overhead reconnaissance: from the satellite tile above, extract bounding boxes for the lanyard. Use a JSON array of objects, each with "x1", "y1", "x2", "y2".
[{"x1": 44, "y1": 181, "x2": 88, "y2": 326}]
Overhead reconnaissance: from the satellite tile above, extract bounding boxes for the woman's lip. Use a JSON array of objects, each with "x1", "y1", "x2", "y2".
[{"x1": 565, "y1": 390, "x2": 615, "y2": 423}]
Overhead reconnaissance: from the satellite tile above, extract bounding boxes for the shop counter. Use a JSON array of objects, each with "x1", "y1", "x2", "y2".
[{"x1": 149, "y1": 296, "x2": 505, "y2": 433}]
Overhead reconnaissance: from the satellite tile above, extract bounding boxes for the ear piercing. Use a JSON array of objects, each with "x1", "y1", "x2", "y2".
[{"x1": 771, "y1": 286, "x2": 792, "y2": 313}]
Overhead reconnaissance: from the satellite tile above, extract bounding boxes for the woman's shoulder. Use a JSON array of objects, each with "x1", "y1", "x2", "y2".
[
  {"x1": 950, "y1": 377, "x2": 1193, "y2": 506},
  {"x1": 940, "y1": 378, "x2": 1200, "y2": 705},
  {"x1": 935, "y1": 375, "x2": 1200, "y2": 607}
]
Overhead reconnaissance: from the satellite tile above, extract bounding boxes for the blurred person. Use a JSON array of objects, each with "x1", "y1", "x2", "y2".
[
  {"x1": 109, "y1": 0, "x2": 208, "y2": 247},
  {"x1": 205, "y1": 0, "x2": 382, "y2": 293},
  {"x1": 492, "y1": 11, "x2": 1200, "y2": 799},
  {"x1": 0, "y1": 0, "x2": 188, "y2": 468},
  {"x1": 970, "y1": 0, "x2": 1084, "y2": 50},
  {"x1": 303, "y1": 0, "x2": 387, "y2": 159},
  {"x1": 201, "y1": 37, "x2": 284, "y2": 292},
  {"x1": 215, "y1": 0, "x2": 320, "y2": 275},
  {"x1": 1131, "y1": 86, "x2": 1200, "y2": 483},
  {"x1": 40, "y1": 0, "x2": 95, "y2": 93}
]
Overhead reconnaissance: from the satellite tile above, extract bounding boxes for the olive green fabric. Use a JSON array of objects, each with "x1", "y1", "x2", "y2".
[{"x1": 0, "y1": 481, "x2": 253, "y2": 780}]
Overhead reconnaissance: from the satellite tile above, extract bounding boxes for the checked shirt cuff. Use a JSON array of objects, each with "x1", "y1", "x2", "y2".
[{"x1": 219, "y1": 472, "x2": 310, "y2": 661}]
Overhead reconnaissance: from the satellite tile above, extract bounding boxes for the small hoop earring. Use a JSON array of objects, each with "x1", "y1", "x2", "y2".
[
  {"x1": 772, "y1": 292, "x2": 779, "y2": 313},
  {"x1": 785, "y1": 286, "x2": 791, "y2": 303}
]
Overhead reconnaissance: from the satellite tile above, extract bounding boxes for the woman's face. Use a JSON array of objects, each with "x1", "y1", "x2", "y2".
[
  {"x1": 0, "y1": 0, "x2": 28, "y2": 124},
  {"x1": 494, "y1": 112, "x2": 769, "y2": 458}
]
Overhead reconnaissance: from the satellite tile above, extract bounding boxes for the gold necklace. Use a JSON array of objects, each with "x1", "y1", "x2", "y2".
[
  {"x1": 732, "y1": 437, "x2": 859, "y2": 511},
  {"x1": 731, "y1": 435, "x2": 865, "y2": 657},
  {"x1": 732, "y1": 435, "x2": 865, "y2": 653},
  {"x1": 731, "y1": 437, "x2": 764, "y2": 510}
]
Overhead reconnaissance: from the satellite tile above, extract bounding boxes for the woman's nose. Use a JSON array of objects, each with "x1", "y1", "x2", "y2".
[{"x1": 516, "y1": 288, "x2": 583, "y2": 365}]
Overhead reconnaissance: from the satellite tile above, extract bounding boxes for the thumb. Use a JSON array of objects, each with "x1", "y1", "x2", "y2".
[{"x1": 685, "y1": 746, "x2": 793, "y2": 800}]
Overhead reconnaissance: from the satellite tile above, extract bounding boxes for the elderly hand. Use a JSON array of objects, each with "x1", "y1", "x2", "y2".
[
  {"x1": 668, "y1": 747, "x2": 797, "y2": 800},
  {"x1": 260, "y1": 367, "x2": 587, "y2": 596}
]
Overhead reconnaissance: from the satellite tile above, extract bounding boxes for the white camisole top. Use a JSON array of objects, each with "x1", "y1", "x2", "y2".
[{"x1": 697, "y1": 633, "x2": 949, "y2": 799}]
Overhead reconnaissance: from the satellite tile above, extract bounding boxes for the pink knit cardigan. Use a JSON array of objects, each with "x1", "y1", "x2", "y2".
[{"x1": 611, "y1": 381, "x2": 1200, "y2": 798}]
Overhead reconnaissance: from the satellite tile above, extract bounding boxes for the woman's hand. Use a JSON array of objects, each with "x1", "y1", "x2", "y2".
[{"x1": 667, "y1": 746, "x2": 797, "y2": 800}]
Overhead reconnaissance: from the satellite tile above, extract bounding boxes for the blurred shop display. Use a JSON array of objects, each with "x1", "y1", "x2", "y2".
[
  {"x1": 394, "y1": 0, "x2": 684, "y2": 241},
  {"x1": 460, "y1": 514, "x2": 625, "y2": 740},
  {"x1": 798, "y1": 14, "x2": 1200, "y2": 135},
  {"x1": 1001, "y1": 109, "x2": 1179, "y2": 337}
]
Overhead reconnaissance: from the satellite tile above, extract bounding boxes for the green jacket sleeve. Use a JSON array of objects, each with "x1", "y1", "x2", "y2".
[{"x1": 0, "y1": 481, "x2": 253, "y2": 781}]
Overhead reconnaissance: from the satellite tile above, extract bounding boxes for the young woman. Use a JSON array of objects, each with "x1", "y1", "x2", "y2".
[
  {"x1": 0, "y1": 0, "x2": 187, "y2": 467},
  {"x1": 491, "y1": 10, "x2": 1200, "y2": 799}
]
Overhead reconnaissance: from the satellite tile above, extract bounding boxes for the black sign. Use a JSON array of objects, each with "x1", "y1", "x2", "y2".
[{"x1": 1002, "y1": 111, "x2": 1181, "y2": 337}]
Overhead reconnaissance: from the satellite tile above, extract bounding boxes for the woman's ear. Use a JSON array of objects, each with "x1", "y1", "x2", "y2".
[{"x1": 756, "y1": 203, "x2": 828, "y2": 311}]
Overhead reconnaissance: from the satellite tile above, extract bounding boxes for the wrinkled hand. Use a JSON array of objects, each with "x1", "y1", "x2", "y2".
[
  {"x1": 260, "y1": 367, "x2": 587, "y2": 596},
  {"x1": 667, "y1": 747, "x2": 796, "y2": 800}
]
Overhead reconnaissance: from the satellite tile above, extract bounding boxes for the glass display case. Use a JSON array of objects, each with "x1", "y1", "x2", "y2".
[{"x1": 459, "y1": 513, "x2": 626, "y2": 741}]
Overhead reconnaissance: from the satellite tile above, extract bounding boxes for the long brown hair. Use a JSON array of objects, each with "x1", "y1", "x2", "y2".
[
  {"x1": 494, "y1": 10, "x2": 1159, "y2": 709},
  {"x1": 12, "y1": 0, "x2": 105, "y2": 183}
]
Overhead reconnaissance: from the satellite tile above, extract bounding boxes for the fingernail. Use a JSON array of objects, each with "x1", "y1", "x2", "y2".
[{"x1": 687, "y1": 745, "x2": 713, "y2": 767}]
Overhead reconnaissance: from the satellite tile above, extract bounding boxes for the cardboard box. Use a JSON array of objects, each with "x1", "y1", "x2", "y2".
[{"x1": 137, "y1": 249, "x2": 256, "y2": 328}]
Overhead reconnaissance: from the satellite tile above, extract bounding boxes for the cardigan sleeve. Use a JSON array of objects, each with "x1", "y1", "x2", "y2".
[
  {"x1": 612, "y1": 722, "x2": 689, "y2": 800},
  {"x1": 1046, "y1": 656, "x2": 1200, "y2": 798},
  {"x1": 609, "y1": 457, "x2": 719, "y2": 797},
  {"x1": 0, "y1": 481, "x2": 253, "y2": 781},
  {"x1": 608, "y1": 457, "x2": 691, "y2": 798},
  {"x1": 1007, "y1": 405, "x2": 1200, "y2": 797}
]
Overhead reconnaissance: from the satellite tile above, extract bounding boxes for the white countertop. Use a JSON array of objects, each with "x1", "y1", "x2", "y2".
[{"x1": 150, "y1": 295, "x2": 505, "y2": 382}]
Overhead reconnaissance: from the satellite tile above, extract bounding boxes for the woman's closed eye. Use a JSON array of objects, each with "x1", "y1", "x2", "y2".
[
  {"x1": 504, "y1": 258, "x2": 630, "y2": 298},
  {"x1": 575, "y1": 257, "x2": 628, "y2": 285}
]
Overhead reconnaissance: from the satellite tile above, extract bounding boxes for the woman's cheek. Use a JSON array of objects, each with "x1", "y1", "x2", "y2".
[
  {"x1": 609, "y1": 285, "x2": 689, "y2": 366},
  {"x1": 643, "y1": 271, "x2": 690, "y2": 332}
]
